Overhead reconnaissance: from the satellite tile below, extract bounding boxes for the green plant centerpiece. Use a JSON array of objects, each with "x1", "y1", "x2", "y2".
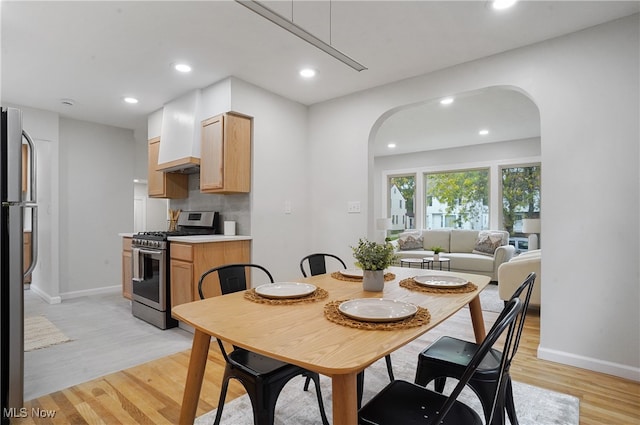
[
  {"x1": 352, "y1": 238, "x2": 397, "y2": 292},
  {"x1": 430, "y1": 245, "x2": 443, "y2": 261}
]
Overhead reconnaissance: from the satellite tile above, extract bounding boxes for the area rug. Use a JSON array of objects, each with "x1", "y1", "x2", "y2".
[
  {"x1": 479, "y1": 282, "x2": 505, "y2": 313},
  {"x1": 195, "y1": 333, "x2": 579, "y2": 425},
  {"x1": 24, "y1": 315, "x2": 72, "y2": 352}
]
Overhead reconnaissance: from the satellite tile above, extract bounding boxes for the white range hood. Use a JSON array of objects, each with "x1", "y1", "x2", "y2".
[{"x1": 157, "y1": 89, "x2": 202, "y2": 173}]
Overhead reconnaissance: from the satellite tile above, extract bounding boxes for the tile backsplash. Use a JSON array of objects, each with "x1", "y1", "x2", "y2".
[{"x1": 169, "y1": 174, "x2": 251, "y2": 235}]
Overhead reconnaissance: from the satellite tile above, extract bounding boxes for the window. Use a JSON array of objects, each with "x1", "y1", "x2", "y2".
[
  {"x1": 388, "y1": 176, "x2": 416, "y2": 237},
  {"x1": 501, "y1": 165, "x2": 540, "y2": 236},
  {"x1": 424, "y1": 169, "x2": 489, "y2": 230}
]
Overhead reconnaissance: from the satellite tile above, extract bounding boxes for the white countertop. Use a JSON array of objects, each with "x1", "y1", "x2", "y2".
[
  {"x1": 167, "y1": 235, "x2": 252, "y2": 243},
  {"x1": 119, "y1": 233, "x2": 135, "y2": 238}
]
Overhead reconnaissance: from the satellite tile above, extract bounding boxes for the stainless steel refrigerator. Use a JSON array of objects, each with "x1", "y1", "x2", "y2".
[{"x1": 1, "y1": 107, "x2": 37, "y2": 424}]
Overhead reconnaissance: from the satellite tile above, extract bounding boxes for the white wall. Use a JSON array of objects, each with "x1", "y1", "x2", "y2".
[
  {"x1": 229, "y1": 78, "x2": 310, "y2": 281},
  {"x1": 58, "y1": 118, "x2": 135, "y2": 295},
  {"x1": 306, "y1": 15, "x2": 639, "y2": 379},
  {"x1": 15, "y1": 106, "x2": 61, "y2": 303}
]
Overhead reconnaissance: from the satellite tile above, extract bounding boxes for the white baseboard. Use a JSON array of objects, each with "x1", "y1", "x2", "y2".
[
  {"x1": 60, "y1": 285, "x2": 121, "y2": 300},
  {"x1": 538, "y1": 345, "x2": 640, "y2": 382},
  {"x1": 29, "y1": 285, "x2": 62, "y2": 305}
]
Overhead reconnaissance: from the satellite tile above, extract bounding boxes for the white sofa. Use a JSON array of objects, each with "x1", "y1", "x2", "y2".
[
  {"x1": 497, "y1": 249, "x2": 541, "y2": 307},
  {"x1": 392, "y1": 229, "x2": 515, "y2": 281}
]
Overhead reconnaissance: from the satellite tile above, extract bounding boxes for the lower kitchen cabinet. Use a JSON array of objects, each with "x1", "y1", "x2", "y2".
[
  {"x1": 122, "y1": 237, "x2": 132, "y2": 300},
  {"x1": 169, "y1": 239, "x2": 251, "y2": 309}
]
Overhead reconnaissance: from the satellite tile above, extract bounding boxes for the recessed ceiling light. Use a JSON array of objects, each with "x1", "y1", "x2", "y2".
[
  {"x1": 387, "y1": 143, "x2": 397, "y2": 149},
  {"x1": 479, "y1": 129, "x2": 490, "y2": 136},
  {"x1": 124, "y1": 97, "x2": 139, "y2": 104},
  {"x1": 440, "y1": 97, "x2": 454, "y2": 105},
  {"x1": 492, "y1": 0, "x2": 517, "y2": 10},
  {"x1": 299, "y1": 68, "x2": 316, "y2": 78},
  {"x1": 174, "y1": 63, "x2": 192, "y2": 73}
]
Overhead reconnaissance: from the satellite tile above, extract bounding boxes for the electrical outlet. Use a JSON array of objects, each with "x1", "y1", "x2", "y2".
[{"x1": 347, "y1": 201, "x2": 361, "y2": 213}]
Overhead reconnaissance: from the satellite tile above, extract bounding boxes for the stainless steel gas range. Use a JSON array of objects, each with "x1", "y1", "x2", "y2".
[{"x1": 131, "y1": 211, "x2": 220, "y2": 329}]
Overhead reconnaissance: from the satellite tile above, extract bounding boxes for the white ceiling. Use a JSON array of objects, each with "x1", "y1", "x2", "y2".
[
  {"x1": 373, "y1": 87, "x2": 541, "y2": 156},
  {"x1": 1, "y1": 1, "x2": 638, "y2": 146}
]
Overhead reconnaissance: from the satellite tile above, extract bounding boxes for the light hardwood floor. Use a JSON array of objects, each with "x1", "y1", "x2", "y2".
[{"x1": 14, "y1": 309, "x2": 640, "y2": 424}]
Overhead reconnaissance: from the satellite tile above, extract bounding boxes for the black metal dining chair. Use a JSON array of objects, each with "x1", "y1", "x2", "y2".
[
  {"x1": 198, "y1": 263, "x2": 329, "y2": 425},
  {"x1": 414, "y1": 272, "x2": 536, "y2": 425},
  {"x1": 359, "y1": 296, "x2": 524, "y2": 425},
  {"x1": 299, "y1": 252, "x2": 394, "y2": 407},
  {"x1": 299, "y1": 252, "x2": 347, "y2": 277}
]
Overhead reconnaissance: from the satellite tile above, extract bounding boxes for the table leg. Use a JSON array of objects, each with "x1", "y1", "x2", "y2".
[
  {"x1": 179, "y1": 329, "x2": 212, "y2": 425},
  {"x1": 468, "y1": 295, "x2": 486, "y2": 344},
  {"x1": 332, "y1": 372, "x2": 359, "y2": 425}
]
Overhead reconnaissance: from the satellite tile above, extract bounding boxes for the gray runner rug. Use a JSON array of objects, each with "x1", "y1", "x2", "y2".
[{"x1": 24, "y1": 315, "x2": 71, "y2": 352}]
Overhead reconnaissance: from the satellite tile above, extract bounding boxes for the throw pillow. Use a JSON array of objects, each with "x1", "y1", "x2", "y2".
[
  {"x1": 472, "y1": 232, "x2": 503, "y2": 256},
  {"x1": 397, "y1": 232, "x2": 423, "y2": 250}
]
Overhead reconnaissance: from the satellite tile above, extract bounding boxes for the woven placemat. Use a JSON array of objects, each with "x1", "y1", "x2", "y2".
[
  {"x1": 330, "y1": 271, "x2": 396, "y2": 283},
  {"x1": 244, "y1": 287, "x2": 329, "y2": 305},
  {"x1": 399, "y1": 278, "x2": 478, "y2": 294},
  {"x1": 323, "y1": 300, "x2": 431, "y2": 330}
]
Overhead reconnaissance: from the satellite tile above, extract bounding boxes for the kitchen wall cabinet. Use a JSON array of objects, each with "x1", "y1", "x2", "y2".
[
  {"x1": 122, "y1": 237, "x2": 132, "y2": 299},
  {"x1": 23, "y1": 231, "x2": 32, "y2": 284},
  {"x1": 147, "y1": 137, "x2": 188, "y2": 199},
  {"x1": 169, "y1": 240, "x2": 251, "y2": 309},
  {"x1": 200, "y1": 112, "x2": 251, "y2": 194}
]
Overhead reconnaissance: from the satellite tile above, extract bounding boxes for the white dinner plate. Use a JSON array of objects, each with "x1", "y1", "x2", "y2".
[
  {"x1": 338, "y1": 299, "x2": 418, "y2": 322},
  {"x1": 413, "y1": 275, "x2": 469, "y2": 288},
  {"x1": 255, "y1": 282, "x2": 317, "y2": 299},
  {"x1": 339, "y1": 268, "x2": 364, "y2": 278}
]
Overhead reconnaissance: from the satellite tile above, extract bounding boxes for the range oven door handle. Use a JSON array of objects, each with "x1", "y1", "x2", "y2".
[
  {"x1": 132, "y1": 247, "x2": 162, "y2": 282},
  {"x1": 136, "y1": 248, "x2": 162, "y2": 256}
]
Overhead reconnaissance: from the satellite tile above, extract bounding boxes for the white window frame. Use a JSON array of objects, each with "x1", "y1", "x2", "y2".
[{"x1": 381, "y1": 156, "x2": 541, "y2": 231}]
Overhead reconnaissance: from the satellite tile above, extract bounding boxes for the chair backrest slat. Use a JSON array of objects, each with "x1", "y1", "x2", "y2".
[
  {"x1": 300, "y1": 253, "x2": 347, "y2": 277},
  {"x1": 505, "y1": 272, "x2": 536, "y2": 366},
  {"x1": 198, "y1": 263, "x2": 274, "y2": 299}
]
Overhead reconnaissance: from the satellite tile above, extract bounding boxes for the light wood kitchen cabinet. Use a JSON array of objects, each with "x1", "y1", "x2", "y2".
[
  {"x1": 122, "y1": 237, "x2": 132, "y2": 299},
  {"x1": 147, "y1": 137, "x2": 188, "y2": 199},
  {"x1": 200, "y1": 112, "x2": 251, "y2": 194},
  {"x1": 23, "y1": 231, "x2": 32, "y2": 284},
  {"x1": 169, "y1": 240, "x2": 251, "y2": 309}
]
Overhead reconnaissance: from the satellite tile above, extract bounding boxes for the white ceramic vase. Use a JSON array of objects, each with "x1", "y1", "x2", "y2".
[
  {"x1": 434, "y1": 253, "x2": 440, "y2": 261},
  {"x1": 363, "y1": 270, "x2": 384, "y2": 292}
]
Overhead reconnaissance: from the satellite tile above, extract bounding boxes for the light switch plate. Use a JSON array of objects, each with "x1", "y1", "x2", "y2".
[
  {"x1": 284, "y1": 200, "x2": 292, "y2": 214},
  {"x1": 347, "y1": 201, "x2": 361, "y2": 213}
]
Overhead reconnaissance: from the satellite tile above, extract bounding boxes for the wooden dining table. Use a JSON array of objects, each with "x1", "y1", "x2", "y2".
[{"x1": 172, "y1": 266, "x2": 490, "y2": 425}]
